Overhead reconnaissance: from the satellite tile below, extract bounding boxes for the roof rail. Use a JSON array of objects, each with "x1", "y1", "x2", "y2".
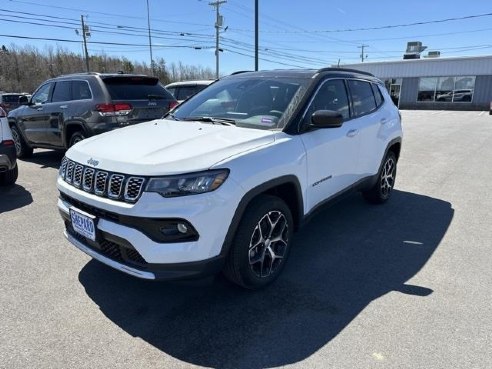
[
  {"x1": 230, "y1": 70, "x2": 253, "y2": 75},
  {"x1": 317, "y1": 67, "x2": 374, "y2": 77},
  {"x1": 56, "y1": 72, "x2": 100, "y2": 78}
]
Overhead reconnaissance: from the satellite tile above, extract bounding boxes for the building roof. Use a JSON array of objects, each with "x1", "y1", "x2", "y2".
[{"x1": 338, "y1": 55, "x2": 492, "y2": 78}]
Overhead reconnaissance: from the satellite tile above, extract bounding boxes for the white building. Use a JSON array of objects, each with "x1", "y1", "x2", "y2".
[{"x1": 339, "y1": 55, "x2": 492, "y2": 111}]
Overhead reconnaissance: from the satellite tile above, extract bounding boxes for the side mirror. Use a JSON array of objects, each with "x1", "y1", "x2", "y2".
[
  {"x1": 310, "y1": 110, "x2": 344, "y2": 129},
  {"x1": 19, "y1": 95, "x2": 29, "y2": 105}
]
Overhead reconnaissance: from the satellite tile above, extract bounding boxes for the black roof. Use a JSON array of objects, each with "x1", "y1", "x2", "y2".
[
  {"x1": 226, "y1": 67, "x2": 375, "y2": 80},
  {"x1": 52, "y1": 72, "x2": 153, "y2": 80}
]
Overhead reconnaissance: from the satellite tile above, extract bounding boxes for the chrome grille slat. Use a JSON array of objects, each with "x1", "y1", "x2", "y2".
[
  {"x1": 73, "y1": 164, "x2": 84, "y2": 187},
  {"x1": 125, "y1": 177, "x2": 145, "y2": 202},
  {"x1": 66, "y1": 161, "x2": 75, "y2": 183},
  {"x1": 83, "y1": 168, "x2": 95, "y2": 191},
  {"x1": 59, "y1": 157, "x2": 68, "y2": 179},
  {"x1": 95, "y1": 171, "x2": 108, "y2": 196},
  {"x1": 60, "y1": 157, "x2": 145, "y2": 203},
  {"x1": 108, "y1": 174, "x2": 124, "y2": 199}
]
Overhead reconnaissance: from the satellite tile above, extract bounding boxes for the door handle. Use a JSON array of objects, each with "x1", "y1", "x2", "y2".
[
  {"x1": 59, "y1": 105, "x2": 68, "y2": 109},
  {"x1": 346, "y1": 129, "x2": 359, "y2": 138},
  {"x1": 380, "y1": 118, "x2": 388, "y2": 124},
  {"x1": 36, "y1": 107, "x2": 44, "y2": 111}
]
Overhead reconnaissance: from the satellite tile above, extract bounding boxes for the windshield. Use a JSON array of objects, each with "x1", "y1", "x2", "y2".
[{"x1": 171, "y1": 75, "x2": 309, "y2": 130}]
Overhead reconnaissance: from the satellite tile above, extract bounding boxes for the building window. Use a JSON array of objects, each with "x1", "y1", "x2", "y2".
[
  {"x1": 453, "y1": 76, "x2": 475, "y2": 102},
  {"x1": 435, "y1": 77, "x2": 454, "y2": 102},
  {"x1": 417, "y1": 77, "x2": 438, "y2": 102},
  {"x1": 418, "y1": 76, "x2": 475, "y2": 103}
]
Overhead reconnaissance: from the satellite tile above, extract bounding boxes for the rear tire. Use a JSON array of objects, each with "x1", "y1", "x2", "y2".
[
  {"x1": 10, "y1": 125, "x2": 33, "y2": 158},
  {"x1": 0, "y1": 163, "x2": 18, "y2": 186},
  {"x1": 223, "y1": 194, "x2": 294, "y2": 289},
  {"x1": 69, "y1": 132, "x2": 85, "y2": 147},
  {"x1": 363, "y1": 151, "x2": 397, "y2": 204}
]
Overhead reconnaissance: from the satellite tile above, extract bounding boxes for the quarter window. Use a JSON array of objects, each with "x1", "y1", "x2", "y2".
[
  {"x1": 372, "y1": 83, "x2": 384, "y2": 107},
  {"x1": 72, "y1": 81, "x2": 92, "y2": 100}
]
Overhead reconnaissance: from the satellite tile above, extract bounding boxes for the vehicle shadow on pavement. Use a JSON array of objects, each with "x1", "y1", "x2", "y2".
[
  {"x1": 22, "y1": 150, "x2": 64, "y2": 170},
  {"x1": 79, "y1": 190, "x2": 454, "y2": 369},
  {"x1": 0, "y1": 184, "x2": 33, "y2": 213}
]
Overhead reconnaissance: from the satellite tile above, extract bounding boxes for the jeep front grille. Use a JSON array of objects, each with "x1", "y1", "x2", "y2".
[{"x1": 59, "y1": 157, "x2": 146, "y2": 203}]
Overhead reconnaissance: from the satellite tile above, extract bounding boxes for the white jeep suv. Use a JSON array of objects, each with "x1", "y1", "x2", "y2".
[{"x1": 57, "y1": 68, "x2": 402, "y2": 289}]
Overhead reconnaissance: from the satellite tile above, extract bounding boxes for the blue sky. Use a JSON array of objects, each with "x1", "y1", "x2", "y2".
[{"x1": 1, "y1": 0, "x2": 491, "y2": 75}]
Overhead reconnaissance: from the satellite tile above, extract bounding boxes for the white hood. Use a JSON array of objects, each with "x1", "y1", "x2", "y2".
[{"x1": 67, "y1": 119, "x2": 276, "y2": 175}]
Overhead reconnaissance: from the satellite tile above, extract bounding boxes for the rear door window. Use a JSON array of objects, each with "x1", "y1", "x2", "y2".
[
  {"x1": 52, "y1": 81, "x2": 71, "y2": 103},
  {"x1": 347, "y1": 80, "x2": 377, "y2": 117},
  {"x1": 103, "y1": 76, "x2": 174, "y2": 100}
]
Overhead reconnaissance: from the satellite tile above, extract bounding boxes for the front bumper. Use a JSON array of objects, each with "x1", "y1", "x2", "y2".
[
  {"x1": 57, "y1": 174, "x2": 243, "y2": 280},
  {"x1": 63, "y1": 227, "x2": 225, "y2": 280}
]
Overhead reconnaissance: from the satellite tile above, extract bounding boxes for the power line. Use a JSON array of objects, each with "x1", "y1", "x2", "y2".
[
  {"x1": 5, "y1": 0, "x2": 211, "y2": 27},
  {"x1": 2, "y1": 3, "x2": 492, "y2": 69},
  {"x1": 0, "y1": 33, "x2": 212, "y2": 49},
  {"x1": 229, "y1": 12, "x2": 492, "y2": 34},
  {"x1": 0, "y1": 15, "x2": 214, "y2": 47}
]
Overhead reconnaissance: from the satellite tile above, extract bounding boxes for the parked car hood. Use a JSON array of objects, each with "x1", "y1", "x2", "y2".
[{"x1": 66, "y1": 119, "x2": 276, "y2": 175}]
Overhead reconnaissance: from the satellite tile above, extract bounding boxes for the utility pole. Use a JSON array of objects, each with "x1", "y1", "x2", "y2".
[
  {"x1": 209, "y1": 0, "x2": 226, "y2": 79},
  {"x1": 254, "y1": 0, "x2": 258, "y2": 71},
  {"x1": 146, "y1": 0, "x2": 154, "y2": 75},
  {"x1": 80, "y1": 15, "x2": 90, "y2": 72},
  {"x1": 358, "y1": 44, "x2": 369, "y2": 63}
]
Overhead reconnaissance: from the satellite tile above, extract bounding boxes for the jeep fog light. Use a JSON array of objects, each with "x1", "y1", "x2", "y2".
[
  {"x1": 146, "y1": 169, "x2": 229, "y2": 197},
  {"x1": 177, "y1": 223, "x2": 188, "y2": 234},
  {"x1": 158, "y1": 220, "x2": 198, "y2": 242}
]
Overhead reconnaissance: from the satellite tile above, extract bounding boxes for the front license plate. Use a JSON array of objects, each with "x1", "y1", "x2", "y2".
[{"x1": 69, "y1": 207, "x2": 97, "y2": 241}]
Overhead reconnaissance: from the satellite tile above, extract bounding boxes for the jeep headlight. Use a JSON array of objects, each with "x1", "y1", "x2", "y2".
[{"x1": 145, "y1": 169, "x2": 229, "y2": 197}]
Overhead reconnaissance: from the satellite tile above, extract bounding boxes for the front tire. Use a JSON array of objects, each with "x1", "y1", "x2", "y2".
[
  {"x1": 223, "y1": 195, "x2": 294, "y2": 289},
  {"x1": 363, "y1": 151, "x2": 397, "y2": 204},
  {"x1": 10, "y1": 125, "x2": 33, "y2": 158},
  {"x1": 0, "y1": 163, "x2": 18, "y2": 186}
]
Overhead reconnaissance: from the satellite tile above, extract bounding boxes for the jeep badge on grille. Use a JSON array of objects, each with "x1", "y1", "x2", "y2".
[{"x1": 87, "y1": 158, "x2": 99, "y2": 167}]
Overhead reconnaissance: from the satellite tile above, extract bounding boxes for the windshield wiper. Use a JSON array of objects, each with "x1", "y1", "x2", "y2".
[{"x1": 182, "y1": 116, "x2": 236, "y2": 126}]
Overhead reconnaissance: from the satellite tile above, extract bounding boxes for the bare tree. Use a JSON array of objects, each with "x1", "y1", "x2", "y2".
[{"x1": 0, "y1": 43, "x2": 215, "y2": 93}]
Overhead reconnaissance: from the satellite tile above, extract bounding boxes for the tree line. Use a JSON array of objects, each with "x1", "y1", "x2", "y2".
[{"x1": 0, "y1": 44, "x2": 215, "y2": 93}]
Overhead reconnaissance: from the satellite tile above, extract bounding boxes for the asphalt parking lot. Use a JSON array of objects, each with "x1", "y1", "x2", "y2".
[{"x1": 1, "y1": 110, "x2": 491, "y2": 369}]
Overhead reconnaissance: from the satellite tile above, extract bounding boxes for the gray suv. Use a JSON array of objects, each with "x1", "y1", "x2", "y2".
[{"x1": 8, "y1": 72, "x2": 177, "y2": 158}]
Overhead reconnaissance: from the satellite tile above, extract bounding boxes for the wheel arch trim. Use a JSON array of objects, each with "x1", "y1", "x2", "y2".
[
  {"x1": 63, "y1": 120, "x2": 88, "y2": 148},
  {"x1": 219, "y1": 175, "x2": 304, "y2": 259}
]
